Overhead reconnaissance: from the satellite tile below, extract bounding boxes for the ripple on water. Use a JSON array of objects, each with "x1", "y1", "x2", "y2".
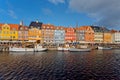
[{"x1": 0, "y1": 50, "x2": 120, "y2": 79}]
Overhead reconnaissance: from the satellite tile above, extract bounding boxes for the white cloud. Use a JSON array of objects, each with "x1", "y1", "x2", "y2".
[
  {"x1": 69, "y1": 0, "x2": 120, "y2": 28},
  {"x1": 48, "y1": 0, "x2": 65, "y2": 5},
  {"x1": 8, "y1": 10, "x2": 17, "y2": 19}
]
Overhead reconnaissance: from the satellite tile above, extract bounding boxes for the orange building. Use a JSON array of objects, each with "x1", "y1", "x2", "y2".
[
  {"x1": 65, "y1": 27, "x2": 76, "y2": 43},
  {"x1": 84, "y1": 26, "x2": 94, "y2": 42},
  {"x1": 41, "y1": 24, "x2": 55, "y2": 44},
  {"x1": 103, "y1": 32, "x2": 112, "y2": 43},
  {"x1": 76, "y1": 26, "x2": 94, "y2": 43}
]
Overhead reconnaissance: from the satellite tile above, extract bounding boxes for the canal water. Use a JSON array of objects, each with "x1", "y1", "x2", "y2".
[{"x1": 0, "y1": 50, "x2": 120, "y2": 80}]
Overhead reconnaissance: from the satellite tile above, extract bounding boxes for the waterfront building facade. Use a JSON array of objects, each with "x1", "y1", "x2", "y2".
[
  {"x1": 75, "y1": 27, "x2": 85, "y2": 43},
  {"x1": 112, "y1": 32, "x2": 120, "y2": 43},
  {"x1": 103, "y1": 32, "x2": 112, "y2": 43},
  {"x1": 29, "y1": 21, "x2": 42, "y2": 43},
  {"x1": 9, "y1": 24, "x2": 19, "y2": 41},
  {"x1": 91, "y1": 26, "x2": 104, "y2": 43},
  {"x1": 18, "y1": 25, "x2": 28, "y2": 41},
  {"x1": 0, "y1": 24, "x2": 2, "y2": 40},
  {"x1": 85, "y1": 26, "x2": 94, "y2": 42},
  {"x1": 41, "y1": 24, "x2": 55, "y2": 44},
  {"x1": 76, "y1": 26, "x2": 94, "y2": 43},
  {"x1": 65, "y1": 27, "x2": 76, "y2": 43},
  {"x1": 0, "y1": 24, "x2": 18, "y2": 41},
  {"x1": 54, "y1": 26, "x2": 65, "y2": 44}
]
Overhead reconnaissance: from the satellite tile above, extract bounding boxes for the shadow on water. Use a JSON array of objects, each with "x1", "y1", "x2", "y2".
[{"x1": 0, "y1": 50, "x2": 119, "y2": 80}]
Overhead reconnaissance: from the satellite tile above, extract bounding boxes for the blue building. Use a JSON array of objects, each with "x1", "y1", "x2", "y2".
[{"x1": 54, "y1": 27, "x2": 65, "y2": 44}]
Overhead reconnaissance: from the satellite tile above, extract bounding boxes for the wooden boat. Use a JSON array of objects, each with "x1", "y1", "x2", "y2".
[
  {"x1": 9, "y1": 44, "x2": 47, "y2": 52},
  {"x1": 97, "y1": 46, "x2": 112, "y2": 50},
  {"x1": 69, "y1": 48, "x2": 91, "y2": 52}
]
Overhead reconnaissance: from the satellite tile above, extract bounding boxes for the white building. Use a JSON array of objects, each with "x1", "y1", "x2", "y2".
[{"x1": 112, "y1": 32, "x2": 120, "y2": 43}]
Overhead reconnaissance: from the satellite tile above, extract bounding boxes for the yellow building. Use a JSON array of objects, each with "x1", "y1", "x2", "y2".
[
  {"x1": 103, "y1": 32, "x2": 112, "y2": 43},
  {"x1": 0, "y1": 23, "x2": 18, "y2": 40},
  {"x1": 28, "y1": 28, "x2": 42, "y2": 42},
  {"x1": 91, "y1": 26, "x2": 103, "y2": 43},
  {"x1": 1, "y1": 24, "x2": 11, "y2": 40},
  {"x1": 9, "y1": 24, "x2": 19, "y2": 40}
]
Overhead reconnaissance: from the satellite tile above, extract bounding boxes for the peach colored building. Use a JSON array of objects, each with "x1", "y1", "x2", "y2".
[
  {"x1": 18, "y1": 25, "x2": 28, "y2": 41},
  {"x1": 41, "y1": 24, "x2": 55, "y2": 44}
]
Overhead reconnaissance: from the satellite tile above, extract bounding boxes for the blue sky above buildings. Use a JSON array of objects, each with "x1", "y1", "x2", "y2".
[{"x1": 0, "y1": 0, "x2": 120, "y2": 29}]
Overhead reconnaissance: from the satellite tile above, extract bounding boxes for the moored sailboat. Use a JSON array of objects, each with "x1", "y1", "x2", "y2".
[
  {"x1": 69, "y1": 48, "x2": 91, "y2": 52},
  {"x1": 9, "y1": 44, "x2": 47, "y2": 52}
]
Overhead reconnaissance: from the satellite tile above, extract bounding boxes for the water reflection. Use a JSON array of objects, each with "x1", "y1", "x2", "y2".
[{"x1": 0, "y1": 50, "x2": 120, "y2": 79}]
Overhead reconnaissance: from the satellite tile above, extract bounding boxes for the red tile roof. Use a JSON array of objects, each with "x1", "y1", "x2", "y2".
[
  {"x1": 0, "y1": 24, "x2": 3, "y2": 30},
  {"x1": 8, "y1": 24, "x2": 19, "y2": 30}
]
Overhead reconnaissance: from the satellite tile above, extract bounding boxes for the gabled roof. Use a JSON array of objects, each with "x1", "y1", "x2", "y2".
[
  {"x1": 19, "y1": 25, "x2": 28, "y2": 31},
  {"x1": 9, "y1": 24, "x2": 19, "y2": 30}
]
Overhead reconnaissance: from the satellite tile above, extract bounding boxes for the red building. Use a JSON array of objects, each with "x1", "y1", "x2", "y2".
[{"x1": 65, "y1": 27, "x2": 76, "y2": 43}]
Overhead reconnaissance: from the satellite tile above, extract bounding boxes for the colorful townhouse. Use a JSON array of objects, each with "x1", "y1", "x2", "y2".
[
  {"x1": 91, "y1": 26, "x2": 104, "y2": 43},
  {"x1": 65, "y1": 27, "x2": 76, "y2": 43},
  {"x1": 76, "y1": 26, "x2": 94, "y2": 43},
  {"x1": 75, "y1": 27, "x2": 85, "y2": 42},
  {"x1": 0, "y1": 23, "x2": 18, "y2": 41},
  {"x1": 112, "y1": 31, "x2": 120, "y2": 43},
  {"x1": 18, "y1": 22, "x2": 29, "y2": 41},
  {"x1": 28, "y1": 21, "x2": 42, "y2": 43},
  {"x1": 102, "y1": 27, "x2": 112, "y2": 43},
  {"x1": 9, "y1": 24, "x2": 19, "y2": 41},
  {"x1": 0, "y1": 24, "x2": 2, "y2": 39},
  {"x1": 54, "y1": 26, "x2": 65, "y2": 44},
  {"x1": 41, "y1": 24, "x2": 55, "y2": 44}
]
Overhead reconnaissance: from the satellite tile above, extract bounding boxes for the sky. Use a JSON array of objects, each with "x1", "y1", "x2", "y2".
[{"x1": 0, "y1": 0, "x2": 120, "y2": 29}]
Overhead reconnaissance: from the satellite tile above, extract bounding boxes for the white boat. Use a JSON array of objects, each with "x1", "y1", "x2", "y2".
[
  {"x1": 69, "y1": 48, "x2": 91, "y2": 52},
  {"x1": 98, "y1": 46, "x2": 112, "y2": 50},
  {"x1": 9, "y1": 44, "x2": 47, "y2": 52},
  {"x1": 57, "y1": 47, "x2": 63, "y2": 51},
  {"x1": 57, "y1": 47, "x2": 69, "y2": 51},
  {"x1": 34, "y1": 44, "x2": 47, "y2": 52},
  {"x1": 9, "y1": 47, "x2": 34, "y2": 52}
]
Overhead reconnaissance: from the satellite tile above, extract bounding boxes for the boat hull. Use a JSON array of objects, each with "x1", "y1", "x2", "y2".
[
  {"x1": 9, "y1": 45, "x2": 47, "y2": 52},
  {"x1": 57, "y1": 47, "x2": 69, "y2": 51},
  {"x1": 9, "y1": 47, "x2": 34, "y2": 52},
  {"x1": 69, "y1": 48, "x2": 91, "y2": 52},
  {"x1": 98, "y1": 46, "x2": 112, "y2": 50}
]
